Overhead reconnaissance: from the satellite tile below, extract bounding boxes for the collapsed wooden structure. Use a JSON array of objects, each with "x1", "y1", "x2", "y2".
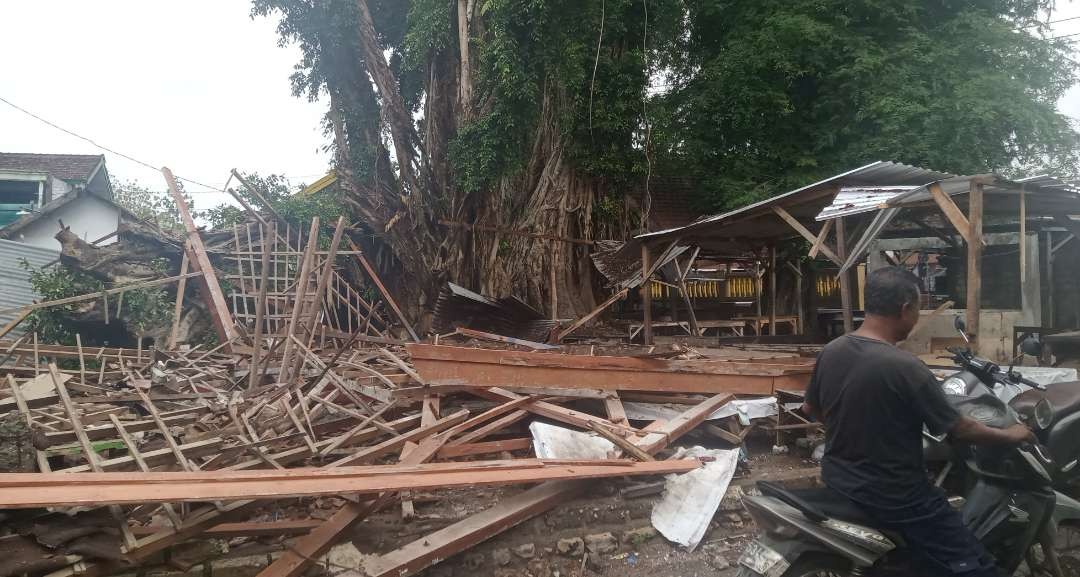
[{"x1": 0, "y1": 167, "x2": 814, "y2": 577}]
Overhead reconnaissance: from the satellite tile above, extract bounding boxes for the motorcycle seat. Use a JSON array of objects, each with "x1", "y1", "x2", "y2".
[
  {"x1": 1011, "y1": 381, "x2": 1080, "y2": 426},
  {"x1": 757, "y1": 481, "x2": 874, "y2": 526}
]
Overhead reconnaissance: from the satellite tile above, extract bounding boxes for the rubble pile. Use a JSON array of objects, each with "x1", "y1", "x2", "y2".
[{"x1": 0, "y1": 180, "x2": 819, "y2": 577}]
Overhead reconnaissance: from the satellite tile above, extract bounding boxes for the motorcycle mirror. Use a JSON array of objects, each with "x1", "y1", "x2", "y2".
[
  {"x1": 1021, "y1": 336, "x2": 1043, "y2": 358},
  {"x1": 953, "y1": 315, "x2": 970, "y2": 343}
]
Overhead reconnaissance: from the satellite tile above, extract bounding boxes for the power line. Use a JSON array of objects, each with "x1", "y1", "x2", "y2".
[
  {"x1": 0, "y1": 94, "x2": 315, "y2": 194},
  {"x1": 1021, "y1": 15, "x2": 1080, "y2": 29}
]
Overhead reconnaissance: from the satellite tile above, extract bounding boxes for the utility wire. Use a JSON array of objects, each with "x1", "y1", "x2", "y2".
[{"x1": 0, "y1": 94, "x2": 321, "y2": 194}]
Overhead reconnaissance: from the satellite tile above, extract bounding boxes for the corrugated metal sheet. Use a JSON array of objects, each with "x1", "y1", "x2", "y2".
[
  {"x1": 0, "y1": 239, "x2": 59, "y2": 333},
  {"x1": 636, "y1": 161, "x2": 954, "y2": 244},
  {"x1": 887, "y1": 174, "x2": 1080, "y2": 207},
  {"x1": 816, "y1": 186, "x2": 920, "y2": 221},
  {"x1": 432, "y1": 282, "x2": 558, "y2": 343}
]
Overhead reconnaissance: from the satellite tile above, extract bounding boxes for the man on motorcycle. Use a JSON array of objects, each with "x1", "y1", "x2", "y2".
[{"x1": 802, "y1": 267, "x2": 1035, "y2": 577}]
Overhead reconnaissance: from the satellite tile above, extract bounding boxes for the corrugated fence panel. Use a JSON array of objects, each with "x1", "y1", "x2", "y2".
[{"x1": 0, "y1": 239, "x2": 59, "y2": 333}]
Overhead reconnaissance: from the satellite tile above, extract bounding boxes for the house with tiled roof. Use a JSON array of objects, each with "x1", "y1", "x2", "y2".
[{"x1": 0, "y1": 152, "x2": 121, "y2": 250}]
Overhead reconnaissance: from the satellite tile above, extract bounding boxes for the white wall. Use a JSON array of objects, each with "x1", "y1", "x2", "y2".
[
  {"x1": 49, "y1": 176, "x2": 71, "y2": 201},
  {"x1": 10, "y1": 195, "x2": 120, "y2": 250}
]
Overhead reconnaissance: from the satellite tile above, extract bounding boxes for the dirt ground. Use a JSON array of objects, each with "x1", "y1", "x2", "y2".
[{"x1": 340, "y1": 433, "x2": 822, "y2": 577}]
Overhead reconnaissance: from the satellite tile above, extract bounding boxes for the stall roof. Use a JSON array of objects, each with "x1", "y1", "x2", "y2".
[{"x1": 635, "y1": 161, "x2": 953, "y2": 251}]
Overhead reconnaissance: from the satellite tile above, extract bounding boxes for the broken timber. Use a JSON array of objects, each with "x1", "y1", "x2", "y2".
[{"x1": 406, "y1": 344, "x2": 812, "y2": 394}]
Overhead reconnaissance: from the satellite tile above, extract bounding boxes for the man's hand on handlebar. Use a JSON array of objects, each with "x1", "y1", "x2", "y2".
[{"x1": 1004, "y1": 423, "x2": 1037, "y2": 445}]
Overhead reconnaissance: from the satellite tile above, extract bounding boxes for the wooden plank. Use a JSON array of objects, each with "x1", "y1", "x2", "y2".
[
  {"x1": 928, "y1": 182, "x2": 974, "y2": 246},
  {"x1": 327, "y1": 410, "x2": 470, "y2": 467},
  {"x1": 772, "y1": 206, "x2": 841, "y2": 265},
  {"x1": 0, "y1": 272, "x2": 203, "y2": 317},
  {"x1": 163, "y1": 167, "x2": 239, "y2": 348},
  {"x1": 444, "y1": 410, "x2": 528, "y2": 447},
  {"x1": 0, "y1": 309, "x2": 31, "y2": 341},
  {"x1": 44, "y1": 413, "x2": 199, "y2": 445},
  {"x1": 49, "y1": 364, "x2": 138, "y2": 550},
  {"x1": 0, "y1": 459, "x2": 702, "y2": 510},
  {"x1": 836, "y1": 217, "x2": 853, "y2": 334},
  {"x1": 436, "y1": 438, "x2": 533, "y2": 459},
  {"x1": 555, "y1": 288, "x2": 628, "y2": 342},
  {"x1": 409, "y1": 344, "x2": 812, "y2": 395},
  {"x1": 587, "y1": 422, "x2": 654, "y2": 461},
  {"x1": 455, "y1": 327, "x2": 559, "y2": 350},
  {"x1": 5, "y1": 374, "x2": 51, "y2": 472},
  {"x1": 58, "y1": 438, "x2": 224, "y2": 473},
  {"x1": 967, "y1": 179, "x2": 983, "y2": 352},
  {"x1": 250, "y1": 223, "x2": 273, "y2": 389},
  {"x1": 109, "y1": 414, "x2": 184, "y2": 528},
  {"x1": 641, "y1": 244, "x2": 653, "y2": 345},
  {"x1": 167, "y1": 250, "x2": 190, "y2": 349},
  {"x1": 279, "y1": 218, "x2": 320, "y2": 384},
  {"x1": 808, "y1": 219, "x2": 833, "y2": 260},
  {"x1": 360, "y1": 392, "x2": 724, "y2": 577},
  {"x1": 347, "y1": 238, "x2": 420, "y2": 342},
  {"x1": 476, "y1": 388, "x2": 634, "y2": 433},
  {"x1": 769, "y1": 244, "x2": 777, "y2": 335},
  {"x1": 604, "y1": 392, "x2": 629, "y2": 427}
]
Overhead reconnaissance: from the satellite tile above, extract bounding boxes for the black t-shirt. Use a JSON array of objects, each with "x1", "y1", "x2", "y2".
[{"x1": 806, "y1": 334, "x2": 960, "y2": 508}]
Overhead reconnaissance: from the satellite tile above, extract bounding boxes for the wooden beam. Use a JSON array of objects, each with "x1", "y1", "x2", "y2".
[
  {"x1": 641, "y1": 244, "x2": 653, "y2": 345},
  {"x1": 603, "y1": 392, "x2": 630, "y2": 427},
  {"x1": 359, "y1": 394, "x2": 724, "y2": 577},
  {"x1": 279, "y1": 218, "x2": 319, "y2": 383},
  {"x1": 769, "y1": 244, "x2": 777, "y2": 336},
  {"x1": 167, "y1": 249, "x2": 190, "y2": 349},
  {"x1": 250, "y1": 223, "x2": 273, "y2": 389},
  {"x1": 0, "y1": 272, "x2": 203, "y2": 317},
  {"x1": 836, "y1": 217, "x2": 854, "y2": 333},
  {"x1": 588, "y1": 422, "x2": 654, "y2": 461},
  {"x1": 927, "y1": 182, "x2": 975, "y2": 246},
  {"x1": 808, "y1": 219, "x2": 834, "y2": 260},
  {"x1": 1019, "y1": 187, "x2": 1027, "y2": 286},
  {"x1": 772, "y1": 206, "x2": 841, "y2": 265},
  {"x1": 555, "y1": 288, "x2": 628, "y2": 342},
  {"x1": 966, "y1": 179, "x2": 983, "y2": 352},
  {"x1": 436, "y1": 438, "x2": 533, "y2": 459},
  {"x1": 347, "y1": 239, "x2": 420, "y2": 342},
  {"x1": 163, "y1": 167, "x2": 239, "y2": 349}
]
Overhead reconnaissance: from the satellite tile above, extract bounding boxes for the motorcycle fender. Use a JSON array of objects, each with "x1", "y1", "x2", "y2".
[{"x1": 1052, "y1": 490, "x2": 1080, "y2": 527}]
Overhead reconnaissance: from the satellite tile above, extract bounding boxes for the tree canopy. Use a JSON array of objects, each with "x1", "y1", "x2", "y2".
[{"x1": 251, "y1": 0, "x2": 1080, "y2": 316}]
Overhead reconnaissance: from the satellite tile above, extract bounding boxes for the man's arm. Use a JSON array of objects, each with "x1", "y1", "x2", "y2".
[
  {"x1": 950, "y1": 417, "x2": 1034, "y2": 446},
  {"x1": 800, "y1": 401, "x2": 819, "y2": 421}
]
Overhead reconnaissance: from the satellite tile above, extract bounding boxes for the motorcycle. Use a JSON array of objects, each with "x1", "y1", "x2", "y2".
[
  {"x1": 932, "y1": 317, "x2": 1080, "y2": 496},
  {"x1": 734, "y1": 373, "x2": 1080, "y2": 576}
]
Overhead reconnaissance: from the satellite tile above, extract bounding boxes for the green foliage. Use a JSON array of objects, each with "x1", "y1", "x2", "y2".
[
  {"x1": 21, "y1": 259, "x2": 174, "y2": 344},
  {"x1": 112, "y1": 178, "x2": 191, "y2": 234},
  {"x1": 227, "y1": 172, "x2": 349, "y2": 227},
  {"x1": 257, "y1": 0, "x2": 1079, "y2": 218},
  {"x1": 21, "y1": 260, "x2": 102, "y2": 345},
  {"x1": 204, "y1": 204, "x2": 248, "y2": 230},
  {"x1": 653, "y1": 0, "x2": 1079, "y2": 211}
]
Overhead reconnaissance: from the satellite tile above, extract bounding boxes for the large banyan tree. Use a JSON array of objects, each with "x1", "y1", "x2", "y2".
[{"x1": 252, "y1": 0, "x2": 1079, "y2": 324}]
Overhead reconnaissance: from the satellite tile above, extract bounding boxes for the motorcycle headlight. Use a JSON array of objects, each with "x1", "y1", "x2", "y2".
[
  {"x1": 942, "y1": 376, "x2": 968, "y2": 396},
  {"x1": 1035, "y1": 398, "x2": 1055, "y2": 430}
]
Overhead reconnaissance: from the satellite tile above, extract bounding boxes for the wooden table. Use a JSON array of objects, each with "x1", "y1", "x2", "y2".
[
  {"x1": 736, "y1": 315, "x2": 800, "y2": 336},
  {"x1": 696, "y1": 320, "x2": 746, "y2": 337},
  {"x1": 629, "y1": 321, "x2": 692, "y2": 340}
]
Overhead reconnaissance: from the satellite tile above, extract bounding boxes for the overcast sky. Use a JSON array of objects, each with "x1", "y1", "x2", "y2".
[{"x1": 3, "y1": 1, "x2": 1080, "y2": 214}]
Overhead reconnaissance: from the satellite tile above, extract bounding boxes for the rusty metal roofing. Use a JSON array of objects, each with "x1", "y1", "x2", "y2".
[{"x1": 432, "y1": 282, "x2": 557, "y2": 343}]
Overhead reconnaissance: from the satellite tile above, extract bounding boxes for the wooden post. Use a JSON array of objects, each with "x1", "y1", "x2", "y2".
[
  {"x1": 1019, "y1": 186, "x2": 1027, "y2": 287},
  {"x1": 347, "y1": 239, "x2": 420, "y2": 342},
  {"x1": 162, "y1": 168, "x2": 239, "y2": 350},
  {"x1": 769, "y1": 244, "x2": 778, "y2": 336},
  {"x1": 641, "y1": 243, "x2": 653, "y2": 345},
  {"x1": 279, "y1": 218, "x2": 320, "y2": 384},
  {"x1": 250, "y1": 223, "x2": 274, "y2": 389},
  {"x1": 167, "y1": 250, "x2": 190, "y2": 349},
  {"x1": 836, "y1": 217, "x2": 854, "y2": 333},
  {"x1": 966, "y1": 179, "x2": 983, "y2": 352}
]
